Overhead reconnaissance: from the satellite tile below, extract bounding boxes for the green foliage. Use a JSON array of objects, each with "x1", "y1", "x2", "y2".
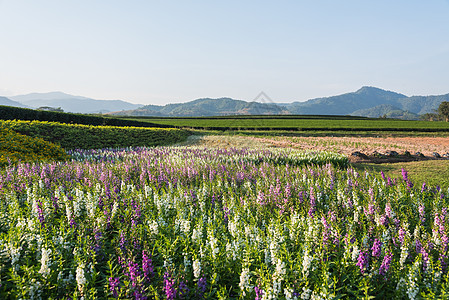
[
  {"x1": 0, "y1": 105, "x2": 170, "y2": 128},
  {"x1": 0, "y1": 120, "x2": 191, "y2": 150},
  {"x1": 438, "y1": 101, "x2": 449, "y2": 122},
  {"x1": 0, "y1": 125, "x2": 68, "y2": 167},
  {"x1": 124, "y1": 116, "x2": 449, "y2": 132}
]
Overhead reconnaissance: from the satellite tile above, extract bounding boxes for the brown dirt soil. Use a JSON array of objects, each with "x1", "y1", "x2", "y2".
[
  {"x1": 247, "y1": 136, "x2": 449, "y2": 164},
  {"x1": 178, "y1": 135, "x2": 449, "y2": 164}
]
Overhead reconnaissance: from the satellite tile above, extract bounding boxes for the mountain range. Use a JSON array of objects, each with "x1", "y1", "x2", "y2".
[
  {"x1": 8, "y1": 92, "x2": 143, "y2": 114},
  {"x1": 1, "y1": 87, "x2": 449, "y2": 118},
  {"x1": 108, "y1": 87, "x2": 449, "y2": 119}
]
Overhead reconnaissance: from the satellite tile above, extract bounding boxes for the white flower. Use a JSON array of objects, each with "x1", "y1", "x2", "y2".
[
  {"x1": 302, "y1": 250, "x2": 313, "y2": 277},
  {"x1": 209, "y1": 235, "x2": 219, "y2": 259},
  {"x1": 76, "y1": 263, "x2": 86, "y2": 291},
  {"x1": 351, "y1": 244, "x2": 359, "y2": 262},
  {"x1": 400, "y1": 245, "x2": 409, "y2": 268},
  {"x1": 275, "y1": 258, "x2": 286, "y2": 280},
  {"x1": 38, "y1": 247, "x2": 52, "y2": 278},
  {"x1": 284, "y1": 287, "x2": 298, "y2": 300},
  {"x1": 239, "y1": 267, "x2": 251, "y2": 296},
  {"x1": 6, "y1": 243, "x2": 22, "y2": 272},
  {"x1": 148, "y1": 220, "x2": 159, "y2": 236},
  {"x1": 193, "y1": 259, "x2": 201, "y2": 279},
  {"x1": 301, "y1": 287, "x2": 312, "y2": 300}
]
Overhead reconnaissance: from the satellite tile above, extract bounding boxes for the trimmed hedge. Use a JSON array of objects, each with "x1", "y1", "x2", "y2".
[
  {"x1": 0, "y1": 120, "x2": 191, "y2": 150},
  {"x1": 0, "y1": 105, "x2": 171, "y2": 128},
  {"x1": 0, "y1": 125, "x2": 69, "y2": 167}
]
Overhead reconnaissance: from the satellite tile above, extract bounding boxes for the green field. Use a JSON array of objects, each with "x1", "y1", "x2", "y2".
[{"x1": 122, "y1": 115, "x2": 449, "y2": 132}]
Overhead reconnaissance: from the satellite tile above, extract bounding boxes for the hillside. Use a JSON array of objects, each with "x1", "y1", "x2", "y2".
[
  {"x1": 282, "y1": 87, "x2": 407, "y2": 115},
  {"x1": 4, "y1": 87, "x2": 449, "y2": 118},
  {"x1": 109, "y1": 87, "x2": 449, "y2": 118},
  {"x1": 0, "y1": 96, "x2": 29, "y2": 108},
  {"x1": 111, "y1": 97, "x2": 287, "y2": 117},
  {"x1": 10, "y1": 92, "x2": 143, "y2": 114}
]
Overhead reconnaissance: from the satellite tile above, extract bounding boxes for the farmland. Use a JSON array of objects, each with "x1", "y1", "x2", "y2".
[
  {"x1": 2, "y1": 146, "x2": 449, "y2": 299},
  {"x1": 122, "y1": 116, "x2": 449, "y2": 132},
  {"x1": 1, "y1": 114, "x2": 449, "y2": 299}
]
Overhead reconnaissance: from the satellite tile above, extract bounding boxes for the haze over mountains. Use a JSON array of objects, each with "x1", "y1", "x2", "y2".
[
  {"x1": 9, "y1": 92, "x2": 144, "y2": 114},
  {"x1": 1, "y1": 87, "x2": 449, "y2": 118},
  {"x1": 109, "y1": 87, "x2": 449, "y2": 119}
]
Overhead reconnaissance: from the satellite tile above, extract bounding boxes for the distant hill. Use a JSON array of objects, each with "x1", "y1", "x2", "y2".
[
  {"x1": 282, "y1": 87, "x2": 407, "y2": 115},
  {"x1": 109, "y1": 86, "x2": 449, "y2": 119},
  {"x1": 0, "y1": 96, "x2": 29, "y2": 108},
  {"x1": 10, "y1": 92, "x2": 143, "y2": 114},
  {"x1": 5, "y1": 87, "x2": 449, "y2": 118},
  {"x1": 110, "y1": 97, "x2": 288, "y2": 117},
  {"x1": 350, "y1": 104, "x2": 419, "y2": 120}
]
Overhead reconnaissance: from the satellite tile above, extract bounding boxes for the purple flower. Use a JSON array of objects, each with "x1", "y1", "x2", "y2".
[
  {"x1": 422, "y1": 248, "x2": 429, "y2": 272},
  {"x1": 401, "y1": 168, "x2": 408, "y2": 181},
  {"x1": 119, "y1": 232, "x2": 127, "y2": 251},
  {"x1": 164, "y1": 272, "x2": 177, "y2": 300},
  {"x1": 378, "y1": 252, "x2": 393, "y2": 276},
  {"x1": 128, "y1": 261, "x2": 141, "y2": 288},
  {"x1": 197, "y1": 276, "x2": 207, "y2": 299},
  {"x1": 178, "y1": 280, "x2": 190, "y2": 299},
  {"x1": 356, "y1": 250, "x2": 370, "y2": 274},
  {"x1": 398, "y1": 227, "x2": 406, "y2": 245},
  {"x1": 419, "y1": 205, "x2": 426, "y2": 223},
  {"x1": 255, "y1": 285, "x2": 264, "y2": 300},
  {"x1": 308, "y1": 188, "x2": 316, "y2": 218},
  {"x1": 109, "y1": 277, "x2": 120, "y2": 298},
  {"x1": 36, "y1": 200, "x2": 45, "y2": 226},
  {"x1": 69, "y1": 218, "x2": 77, "y2": 228},
  {"x1": 415, "y1": 239, "x2": 422, "y2": 254},
  {"x1": 371, "y1": 239, "x2": 382, "y2": 258},
  {"x1": 421, "y1": 182, "x2": 427, "y2": 192},
  {"x1": 142, "y1": 251, "x2": 154, "y2": 282}
]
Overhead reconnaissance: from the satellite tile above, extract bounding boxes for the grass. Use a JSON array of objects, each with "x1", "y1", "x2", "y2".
[
  {"x1": 183, "y1": 129, "x2": 449, "y2": 138},
  {"x1": 124, "y1": 116, "x2": 449, "y2": 132},
  {"x1": 353, "y1": 160, "x2": 449, "y2": 189}
]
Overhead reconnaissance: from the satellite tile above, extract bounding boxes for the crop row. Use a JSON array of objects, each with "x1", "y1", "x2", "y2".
[
  {"x1": 0, "y1": 105, "x2": 169, "y2": 128},
  {"x1": 0, "y1": 120, "x2": 191, "y2": 150},
  {"x1": 0, "y1": 147, "x2": 448, "y2": 299},
  {"x1": 0, "y1": 125, "x2": 68, "y2": 167},
  {"x1": 136, "y1": 118, "x2": 449, "y2": 132}
]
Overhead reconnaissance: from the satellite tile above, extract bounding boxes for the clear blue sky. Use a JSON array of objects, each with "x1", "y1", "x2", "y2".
[{"x1": 1, "y1": 0, "x2": 448, "y2": 105}]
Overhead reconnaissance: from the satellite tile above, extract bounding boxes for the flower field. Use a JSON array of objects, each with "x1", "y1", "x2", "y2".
[{"x1": 0, "y1": 146, "x2": 448, "y2": 299}]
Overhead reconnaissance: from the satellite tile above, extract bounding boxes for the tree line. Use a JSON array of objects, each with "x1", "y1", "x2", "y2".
[{"x1": 420, "y1": 101, "x2": 449, "y2": 121}]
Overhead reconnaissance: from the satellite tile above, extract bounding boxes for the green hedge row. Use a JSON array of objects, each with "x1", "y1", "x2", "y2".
[
  {"x1": 1, "y1": 120, "x2": 191, "y2": 150},
  {"x1": 0, "y1": 105, "x2": 171, "y2": 128}
]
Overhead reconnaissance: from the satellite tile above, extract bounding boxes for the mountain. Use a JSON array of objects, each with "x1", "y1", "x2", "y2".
[
  {"x1": 6, "y1": 87, "x2": 449, "y2": 118},
  {"x1": 0, "y1": 96, "x2": 29, "y2": 108},
  {"x1": 110, "y1": 97, "x2": 287, "y2": 117},
  {"x1": 350, "y1": 104, "x2": 419, "y2": 120},
  {"x1": 397, "y1": 94, "x2": 449, "y2": 115},
  {"x1": 110, "y1": 86, "x2": 427, "y2": 118},
  {"x1": 283, "y1": 87, "x2": 407, "y2": 115},
  {"x1": 10, "y1": 92, "x2": 144, "y2": 114}
]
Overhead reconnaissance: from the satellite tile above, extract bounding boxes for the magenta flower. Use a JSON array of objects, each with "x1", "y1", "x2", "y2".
[
  {"x1": 164, "y1": 272, "x2": 177, "y2": 300},
  {"x1": 378, "y1": 252, "x2": 393, "y2": 276},
  {"x1": 109, "y1": 277, "x2": 121, "y2": 298},
  {"x1": 371, "y1": 239, "x2": 382, "y2": 258},
  {"x1": 356, "y1": 250, "x2": 370, "y2": 274}
]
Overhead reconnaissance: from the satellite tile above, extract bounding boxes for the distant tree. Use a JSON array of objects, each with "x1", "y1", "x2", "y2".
[
  {"x1": 420, "y1": 112, "x2": 444, "y2": 121},
  {"x1": 38, "y1": 106, "x2": 64, "y2": 112},
  {"x1": 438, "y1": 101, "x2": 449, "y2": 122}
]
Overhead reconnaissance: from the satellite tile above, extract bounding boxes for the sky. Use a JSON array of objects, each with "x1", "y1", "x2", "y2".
[{"x1": 1, "y1": 0, "x2": 449, "y2": 105}]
